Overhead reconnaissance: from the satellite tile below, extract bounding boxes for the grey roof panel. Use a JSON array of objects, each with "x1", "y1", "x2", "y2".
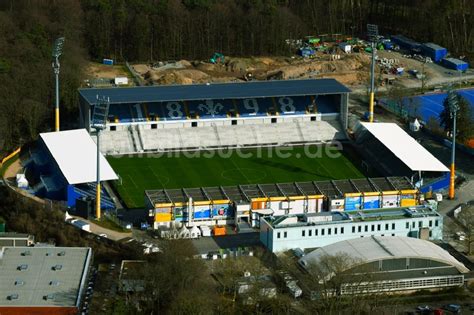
[
  {"x1": 79, "y1": 79, "x2": 351, "y2": 105},
  {"x1": 0, "y1": 247, "x2": 91, "y2": 307}
]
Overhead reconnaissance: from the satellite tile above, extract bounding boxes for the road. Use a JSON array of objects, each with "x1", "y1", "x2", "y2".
[{"x1": 69, "y1": 215, "x2": 132, "y2": 241}]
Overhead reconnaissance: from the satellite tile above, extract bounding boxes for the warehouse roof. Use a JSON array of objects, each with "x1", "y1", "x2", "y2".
[
  {"x1": 360, "y1": 123, "x2": 449, "y2": 172},
  {"x1": 78, "y1": 79, "x2": 351, "y2": 105},
  {"x1": 299, "y1": 236, "x2": 468, "y2": 273},
  {"x1": 0, "y1": 246, "x2": 92, "y2": 307},
  {"x1": 40, "y1": 129, "x2": 118, "y2": 185}
]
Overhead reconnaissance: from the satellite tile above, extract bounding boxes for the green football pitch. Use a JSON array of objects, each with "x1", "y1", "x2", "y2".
[{"x1": 108, "y1": 145, "x2": 365, "y2": 208}]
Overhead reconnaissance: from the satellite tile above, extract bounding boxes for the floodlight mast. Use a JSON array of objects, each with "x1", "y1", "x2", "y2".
[
  {"x1": 92, "y1": 96, "x2": 110, "y2": 220},
  {"x1": 447, "y1": 89, "x2": 459, "y2": 199},
  {"x1": 367, "y1": 24, "x2": 378, "y2": 123},
  {"x1": 52, "y1": 37, "x2": 65, "y2": 132}
]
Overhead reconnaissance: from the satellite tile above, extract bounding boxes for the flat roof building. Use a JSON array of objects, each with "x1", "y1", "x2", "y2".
[
  {"x1": 0, "y1": 246, "x2": 92, "y2": 315},
  {"x1": 0, "y1": 233, "x2": 35, "y2": 247},
  {"x1": 299, "y1": 236, "x2": 468, "y2": 294},
  {"x1": 260, "y1": 205, "x2": 443, "y2": 252}
]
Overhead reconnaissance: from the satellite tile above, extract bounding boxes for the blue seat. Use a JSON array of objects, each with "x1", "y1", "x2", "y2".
[
  {"x1": 276, "y1": 96, "x2": 310, "y2": 115},
  {"x1": 187, "y1": 99, "x2": 232, "y2": 119},
  {"x1": 316, "y1": 96, "x2": 337, "y2": 113},
  {"x1": 237, "y1": 97, "x2": 271, "y2": 117},
  {"x1": 108, "y1": 104, "x2": 134, "y2": 123},
  {"x1": 159, "y1": 101, "x2": 187, "y2": 121}
]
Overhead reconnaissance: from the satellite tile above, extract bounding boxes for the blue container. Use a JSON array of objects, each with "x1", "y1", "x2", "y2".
[
  {"x1": 391, "y1": 35, "x2": 421, "y2": 52},
  {"x1": 383, "y1": 41, "x2": 393, "y2": 50},
  {"x1": 103, "y1": 58, "x2": 114, "y2": 65},
  {"x1": 421, "y1": 43, "x2": 447, "y2": 62},
  {"x1": 442, "y1": 58, "x2": 469, "y2": 71},
  {"x1": 299, "y1": 47, "x2": 315, "y2": 57}
]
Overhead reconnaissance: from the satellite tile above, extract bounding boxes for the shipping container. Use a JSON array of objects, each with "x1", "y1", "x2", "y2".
[
  {"x1": 103, "y1": 58, "x2": 114, "y2": 65},
  {"x1": 299, "y1": 47, "x2": 315, "y2": 58},
  {"x1": 421, "y1": 43, "x2": 447, "y2": 62},
  {"x1": 114, "y1": 77, "x2": 128, "y2": 85},
  {"x1": 441, "y1": 58, "x2": 469, "y2": 71},
  {"x1": 338, "y1": 43, "x2": 352, "y2": 53},
  {"x1": 382, "y1": 40, "x2": 393, "y2": 50},
  {"x1": 390, "y1": 35, "x2": 421, "y2": 52}
]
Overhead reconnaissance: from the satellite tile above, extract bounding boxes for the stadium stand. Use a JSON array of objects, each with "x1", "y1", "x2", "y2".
[
  {"x1": 78, "y1": 79, "x2": 351, "y2": 155},
  {"x1": 24, "y1": 129, "x2": 118, "y2": 210},
  {"x1": 98, "y1": 119, "x2": 345, "y2": 154}
]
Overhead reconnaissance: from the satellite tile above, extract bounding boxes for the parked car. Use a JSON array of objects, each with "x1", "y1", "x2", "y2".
[
  {"x1": 416, "y1": 305, "x2": 432, "y2": 314},
  {"x1": 442, "y1": 304, "x2": 461, "y2": 313}
]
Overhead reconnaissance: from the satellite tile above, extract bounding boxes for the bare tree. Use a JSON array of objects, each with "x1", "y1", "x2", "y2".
[{"x1": 449, "y1": 204, "x2": 474, "y2": 255}]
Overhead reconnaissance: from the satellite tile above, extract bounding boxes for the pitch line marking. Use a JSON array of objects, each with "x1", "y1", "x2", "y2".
[{"x1": 128, "y1": 174, "x2": 139, "y2": 189}]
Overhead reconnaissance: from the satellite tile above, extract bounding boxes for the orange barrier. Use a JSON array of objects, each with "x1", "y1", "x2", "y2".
[{"x1": 213, "y1": 225, "x2": 226, "y2": 236}]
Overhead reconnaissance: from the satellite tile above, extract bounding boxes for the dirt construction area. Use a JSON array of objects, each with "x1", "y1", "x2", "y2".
[
  {"x1": 130, "y1": 54, "x2": 372, "y2": 87},
  {"x1": 85, "y1": 62, "x2": 130, "y2": 79},
  {"x1": 130, "y1": 52, "x2": 474, "y2": 89},
  {"x1": 86, "y1": 50, "x2": 474, "y2": 90}
]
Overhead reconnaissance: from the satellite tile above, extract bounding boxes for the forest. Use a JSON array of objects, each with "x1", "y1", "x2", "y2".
[{"x1": 0, "y1": 0, "x2": 473, "y2": 153}]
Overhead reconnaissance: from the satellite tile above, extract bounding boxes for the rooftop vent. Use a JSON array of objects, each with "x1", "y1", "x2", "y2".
[
  {"x1": 52, "y1": 264, "x2": 63, "y2": 271},
  {"x1": 14, "y1": 280, "x2": 25, "y2": 286},
  {"x1": 21, "y1": 250, "x2": 31, "y2": 256},
  {"x1": 49, "y1": 280, "x2": 60, "y2": 286},
  {"x1": 7, "y1": 294, "x2": 19, "y2": 300},
  {"x1": 17, "y1": 264, "x2": 28, "y2": 271},
  {"x1": 58, "y1": 251, "x2": 66, "y2": 256}
]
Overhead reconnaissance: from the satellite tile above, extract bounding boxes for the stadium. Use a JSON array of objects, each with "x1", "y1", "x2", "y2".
[
  {"x1": 78, "y1": 78, "x2": 356, "y2": 207},
  {"x1": 23, "y1": 78, "x2": 449, "y2": 230}
]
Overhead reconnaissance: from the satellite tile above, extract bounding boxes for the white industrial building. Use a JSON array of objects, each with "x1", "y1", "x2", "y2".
[
  {"x1": 298, "y1": 236, "x2": 468, "y2": 294},
  {"x1": 260, "y1": 205, "x2": 443, "y2": 253}
]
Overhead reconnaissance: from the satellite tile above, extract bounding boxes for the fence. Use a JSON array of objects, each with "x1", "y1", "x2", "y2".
[
  {"x1": 420, "y1": 173, "x2": 450, "y2": 193},
  {"x1": 378, "y1": 99, "x2": 409, "y2": 118},
  {"x1": 125, "y1": 61, "x2": 145, "y2": 86}
]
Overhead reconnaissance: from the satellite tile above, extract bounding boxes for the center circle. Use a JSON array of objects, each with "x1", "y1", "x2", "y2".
[{"x1": 221, "y1": 168, "x2": 267, "y2": 182}]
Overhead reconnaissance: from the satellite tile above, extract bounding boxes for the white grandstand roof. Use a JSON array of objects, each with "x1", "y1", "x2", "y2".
[
  {"x1": 360, "y1": 122, "x2": 449, "y2": 172},
  {"x1": 300, "y1": 236, "x2": 469, "y2": 273},
  {"x1": 40, "y1": 129, "x2": 118, "y2": 185}
]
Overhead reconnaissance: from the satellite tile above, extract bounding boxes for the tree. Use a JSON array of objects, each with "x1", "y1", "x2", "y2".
[
  {"x1": 419, "y1": 61, "x2": 430, "y2": 93},
  {"x1": 284, "y1": 253, "x2": 389, "y2": 314},
  {"x1": 439, "y1": 93, "x2": 474, "y2": 143},
  {"x1": 447, "y1": 204, "x2": 474, "y2": 255}
]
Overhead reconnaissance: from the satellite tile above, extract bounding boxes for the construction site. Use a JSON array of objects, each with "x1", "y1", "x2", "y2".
[{"x1": 84, "y1": 34, "x2": 473, "y2": 92}]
